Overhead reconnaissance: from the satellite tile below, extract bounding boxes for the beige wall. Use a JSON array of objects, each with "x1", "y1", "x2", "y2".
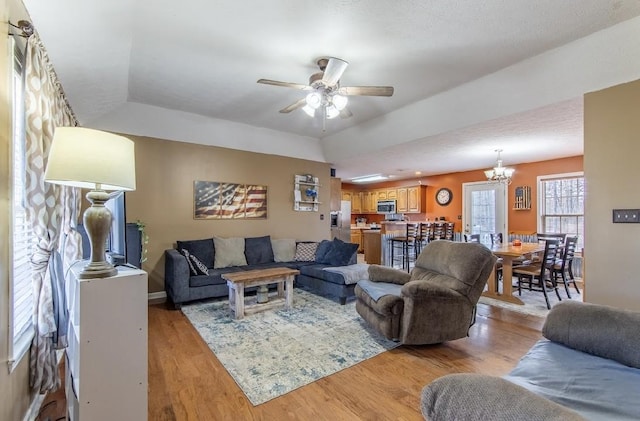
[
  {"x1": 125, "y1": 135, "x2": 332, "y2": 293},
  {"x1": 1, "y1": 1, "x2": 36, "y2": 420},
  {"x1": 584, "y1": 78, "x2": 640, "y2": 311}
]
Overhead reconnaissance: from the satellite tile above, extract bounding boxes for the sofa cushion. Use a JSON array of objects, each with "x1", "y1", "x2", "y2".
[
  {"x1": 244, "y1": 235, "x2": 275, "y2": 265},
  {"x1": 177, "y1": 238, "x2": 214, "y2": 268},
  {"x1": 321, "y1": 240, "x2": 358, "y2": 266},
  {"x1": 299, "y1": 264, "x2": 350, "y2": 285},
  {"x1": 213, "y1": 236, "x2": 248, "y2": 268},
  {"x1": 180, "y1": 249, "x2": 208, "y2": 276},
  {"x1": 271, "y1": 238, "x2": 296, "y2": 262},
  {"x1": 294, "y1": 242, "x2": 318, "y2": 261},
  {"x1": 315, "y1": 240, "x2": 333, "y2": 263},
  {"x1": 542, "y1": 300, "x2": 640, "y2": 369}
]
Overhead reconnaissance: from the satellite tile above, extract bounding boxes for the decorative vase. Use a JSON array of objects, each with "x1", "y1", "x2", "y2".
[{"x1": 257, "y1": 285, "x2": 269, "y2": 303}]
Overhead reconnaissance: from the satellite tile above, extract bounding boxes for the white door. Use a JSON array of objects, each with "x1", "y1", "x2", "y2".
[{"x1": 462, "y1": 182, "x2": 508, "y2": 246}]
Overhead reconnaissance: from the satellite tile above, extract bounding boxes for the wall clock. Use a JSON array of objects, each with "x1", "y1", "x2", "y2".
[{"x1": 436, "y1": 188, "x2": 452, "y2": 206}]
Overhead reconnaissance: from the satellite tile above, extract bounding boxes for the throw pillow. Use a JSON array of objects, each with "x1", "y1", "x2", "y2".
[
  {"x1": 333, "y1": 237, "x2": 358, "y2": 265},
  {"x1": 271, "y1": 238, "x2": 296, "y2": 262},
  {"x1": 180, "y1": 249, "x2": 208, "y2": 276},
  {"x1": 213, "y1": 236, "x2": 248, "y2": 268},
  {"x1": 294, "y1": 242, "x2": 318, "y2": 262},
  {"x1": 322, "y1": 240, "x2": 358, "y2": 266},
  {"x1": 245, "y1": 235, "x2": 275, "y2": 265},
  {"x1": 176, "y1": 238, "x2": 214, "y2": 268},
  {"x1": 315, "y1": 239, "x2": 334, "y2": 264}
]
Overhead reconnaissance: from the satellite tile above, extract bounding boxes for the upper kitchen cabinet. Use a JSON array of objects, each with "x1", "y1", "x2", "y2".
[
  {"x1": 397, "y1": 187, "x2": 408, "y2": 212},
  {"x1": 407, "y1": 186, "x2": 426, "y2": 212}
]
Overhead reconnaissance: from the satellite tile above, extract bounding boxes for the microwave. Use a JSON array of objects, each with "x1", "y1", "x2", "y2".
[{"x1": 377, "y1": 200, "x2": 397, "y2": 214}]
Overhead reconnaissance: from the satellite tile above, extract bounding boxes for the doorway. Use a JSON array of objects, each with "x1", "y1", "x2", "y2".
[{"x1": 462, "y1": 182, "x2": 508, "y2": 246}]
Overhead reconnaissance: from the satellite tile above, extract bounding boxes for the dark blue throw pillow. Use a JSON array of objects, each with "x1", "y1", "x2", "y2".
[
  {"x1": 315, "y1": 239, "x2": 334, "y2": 263},
  {"x1": 245, "y1": 235, "x2": 275, "y2": 265},
  {"x1": 322, "y1": 239, "x2": 358, "y2": 266},
  {"x1": 176, "y1": 238, "x2": 214, "y2": 268}
]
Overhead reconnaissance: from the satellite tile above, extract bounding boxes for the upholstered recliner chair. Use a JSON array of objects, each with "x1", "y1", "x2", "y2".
[{"x1": 355, "y1": 240, "x2": 497, "y2": 345}]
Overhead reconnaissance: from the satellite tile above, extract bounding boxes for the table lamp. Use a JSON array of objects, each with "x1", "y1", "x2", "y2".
[{"x1": 44, "y1": 127, "x2": 136, "y2": 279}]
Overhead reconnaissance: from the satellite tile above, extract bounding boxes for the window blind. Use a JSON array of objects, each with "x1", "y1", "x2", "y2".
[{"x1": 9, "y1": 37, "x2": 34, "y2": 371}]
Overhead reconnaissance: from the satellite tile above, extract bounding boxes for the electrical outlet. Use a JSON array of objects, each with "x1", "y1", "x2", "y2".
[{"x1": 612, "y1": 209, "x2": 640, "y2": 223}]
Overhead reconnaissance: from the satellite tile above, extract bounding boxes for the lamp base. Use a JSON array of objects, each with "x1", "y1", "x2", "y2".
[{"x1": 78, "y1": 261, "x2": 118, "y2": 279}]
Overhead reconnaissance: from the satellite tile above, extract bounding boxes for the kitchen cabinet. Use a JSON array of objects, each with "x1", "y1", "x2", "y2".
[
  {"x1": 396, "y1": 188, "x2": 408, "y2": 212},
  {"x1": 330, "y1": 178, "x2": 342, "y2": 211},
  {"x1": 376, "y1": 190, "x2": 387, "y2": 201},
  {"x1": 408, "y1": 186, "x2": 422, "y2": 212},
  {"x1": 362, "y1": 191, "x2": 376, "y2": 213},
  {"x1": 363, "y1": 230, "x2": 382, "y2": 264},
  {"x1": 342, "y1": 191, "x2": 352, "y2": 202},
  {"x1": 351, "y1": 191, "x2": 362, "y2": 213},
  {"x1": 351, "y1": 229, "x2": 363, "y2": 252},
  {"x1": 387, "y1": 189, "x2": 397, "y2": 200}
]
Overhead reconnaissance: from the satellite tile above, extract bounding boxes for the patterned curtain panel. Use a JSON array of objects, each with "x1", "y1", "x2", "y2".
[{"x1": 24, "y1": 32, "x2": 81, "y2": 394}]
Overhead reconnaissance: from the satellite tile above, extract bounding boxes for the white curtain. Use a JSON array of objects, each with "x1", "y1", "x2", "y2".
[{"x1": 24, "y1": 31, "x2": 81, "y2": 394}]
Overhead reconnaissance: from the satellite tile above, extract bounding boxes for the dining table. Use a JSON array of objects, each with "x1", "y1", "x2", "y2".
[{"x1": 483, "y1": 242, "x2": 545, "y2": 305}]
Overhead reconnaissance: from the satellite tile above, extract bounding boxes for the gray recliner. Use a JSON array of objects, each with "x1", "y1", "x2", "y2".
[{"x1": 355, "y1": 240, "x2": 497, "y2": 345}]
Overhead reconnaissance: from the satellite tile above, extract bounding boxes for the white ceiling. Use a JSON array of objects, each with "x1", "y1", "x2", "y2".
[{"x1": 21, "y1": 1, "x2": 640, "y2": 181}]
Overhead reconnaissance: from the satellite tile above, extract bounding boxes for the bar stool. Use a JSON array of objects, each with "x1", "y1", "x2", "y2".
[
  {"x1": 444, "y1": 222, "x2": 455, "y2": 240},
  {"x1": 389, "y1": 223, "x2": 419, "y2": 272},
  {"x1": 416, "y1": 222, "x2": 433, "y2": 254}
]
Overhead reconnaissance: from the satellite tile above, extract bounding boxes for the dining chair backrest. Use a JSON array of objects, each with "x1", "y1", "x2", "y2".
[
  {"x1": 405, "y1": 223, "x2": 419, "y2": 239},
  {"x1": 536, "y1": 233, "x2": 567, "y2": 243},
  {"x1": 433, "y1": 223, "x2": 445, "y2": 240},
  {"x1": 560, "y1": 236, "x2": 578, "y2": 268},
  {"x1": 541, "y1": 239, "x2": 562, "y2": 276},
  {"x1": 464, "y1": 234, "x2": 480, "y2": 243},
  {"x1": 490, "y1": 233, "x2": 503, "y2": 245},
  {"x1": 418, "y1": 222, "x2": 433, "y2": 241}
]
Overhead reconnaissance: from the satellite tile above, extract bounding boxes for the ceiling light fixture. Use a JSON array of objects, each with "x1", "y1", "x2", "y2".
[
  {"x1": 303, "y1": 90, "x2": 348, "y2": 120},
  {"x1": 351, "y1": 174, "x2": 389, "y2": 183},
  {"x1": 484, "y1": 149, "x2": 514, "y2": 184}
]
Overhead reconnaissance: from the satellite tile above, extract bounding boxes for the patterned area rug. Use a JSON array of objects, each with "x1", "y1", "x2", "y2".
[
  {"x1": 479, "y1": 282, "x2": 583, "y2": 317},
  {"x1": 182, "y1": 288, "x2": 399, "y2": 406}
]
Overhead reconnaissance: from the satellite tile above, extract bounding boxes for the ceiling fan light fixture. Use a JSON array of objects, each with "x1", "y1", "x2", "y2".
[
  {"x1": 305, "y1": 91, "x2": 322, "y2": 109},
  {"x1": 325, "y1": 105, "x2": 339, "y2": 119},
  {"x1": 302, "y1": 104, "x2": 316, "y2": 117},
  {"x1": 332, "y1": 94, "x2": 348, "y2": 111}
]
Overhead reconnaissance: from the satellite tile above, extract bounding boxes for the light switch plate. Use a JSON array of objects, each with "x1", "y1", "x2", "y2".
[{"x1": 612, "y1": 209, "x2": 640, "y2": 223}]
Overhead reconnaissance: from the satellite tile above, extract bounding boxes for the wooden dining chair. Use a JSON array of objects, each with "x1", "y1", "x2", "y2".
[
  {"x1": 552, "y1": 236, "x2": 580, "y2": 298},
  {"x1": 513, "y1": 239, "x2": 562, "y2": 309}
]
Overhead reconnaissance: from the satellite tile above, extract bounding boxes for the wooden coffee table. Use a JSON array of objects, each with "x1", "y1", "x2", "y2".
[{"x1": 221, "y1": 267, "x2": 299, "y2": 319}]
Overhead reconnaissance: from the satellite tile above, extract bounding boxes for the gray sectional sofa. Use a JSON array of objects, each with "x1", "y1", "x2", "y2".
[
  {"x1": 165, "y1": 236, "x2": 362, "y2": 309},
  {"x1": 421, "y1": 300, "x2": 640, "y2": 420}
]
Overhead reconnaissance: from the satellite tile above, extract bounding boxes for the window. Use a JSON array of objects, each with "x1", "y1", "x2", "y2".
[
  {"x1": 9, "y1": 38, "x2": 34, "y2": 372},
  {"x1": 538, "y1": 172, "x2": 585, "y2": 249}
]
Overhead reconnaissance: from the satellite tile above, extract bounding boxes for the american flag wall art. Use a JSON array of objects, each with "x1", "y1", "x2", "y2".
[{"x1": 194, "y1": 181, "x2": 267, "y2": 219}]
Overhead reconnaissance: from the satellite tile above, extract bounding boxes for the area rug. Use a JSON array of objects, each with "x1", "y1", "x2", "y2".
[
  {"x1": 181, "y1": 288, "x2": 399, "y2": 406},
  {"x1": 479, "y1": 283, "x2": 583, "y2": 317}
]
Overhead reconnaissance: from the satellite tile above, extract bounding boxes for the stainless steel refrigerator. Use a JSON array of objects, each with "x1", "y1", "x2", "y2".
[{"x1": 330, "y1": 200, "x2": 351, "y2": 243}]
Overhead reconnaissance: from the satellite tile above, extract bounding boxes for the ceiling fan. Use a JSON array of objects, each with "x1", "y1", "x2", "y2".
[{"x1": 257, "y1": 57, "x2": 394, "y2": 120}]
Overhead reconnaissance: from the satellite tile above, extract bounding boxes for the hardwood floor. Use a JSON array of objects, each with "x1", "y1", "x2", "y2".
[{"x1": 148, "y1": 302, "x2": 544, "y2": 420}]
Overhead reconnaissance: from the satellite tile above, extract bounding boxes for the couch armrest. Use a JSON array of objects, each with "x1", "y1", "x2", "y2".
[
  {"x1": 368, "y1": 264, "x2": 411, "y2": 285},
  {"x1": 165, "y1": 249, "x2": 190, "y2": 306},
  {"x1": 421, "y1": 373, "x2": 585, "y2": 421},
  {"x1": 543, "y1": 300, "x2": 640, "y2": 368},
  {"x1": 401, "y1": 280, "x2": 465, "y2": 300}
]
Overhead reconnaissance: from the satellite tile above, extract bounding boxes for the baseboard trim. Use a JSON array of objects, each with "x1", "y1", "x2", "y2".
[{"x1": 148, "y1": 291, "x2": 167, "y2": 302}]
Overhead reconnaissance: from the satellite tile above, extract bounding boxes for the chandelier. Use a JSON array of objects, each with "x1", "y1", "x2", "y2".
[
  {"x1": 301, "y1": 91, "x2": 348, "y2": 119},
  {"x1": 484, "y1": 149, "x2": 514, "y2": 184}
]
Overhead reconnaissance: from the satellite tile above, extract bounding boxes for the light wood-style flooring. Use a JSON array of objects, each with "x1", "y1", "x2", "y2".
[{"x1": 148, "y1": 302, "x2": 544, "y2": 420}]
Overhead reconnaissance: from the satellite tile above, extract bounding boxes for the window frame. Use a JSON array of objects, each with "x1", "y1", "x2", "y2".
[
  {"x1": 536, "y1": 171, "x2": 585, "y2": 249},
  {"x1": 8, "y1": 37, "x2": 34, "y2": 373}
]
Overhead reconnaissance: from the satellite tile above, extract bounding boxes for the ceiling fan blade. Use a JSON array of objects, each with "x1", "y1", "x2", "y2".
[
  {"x1": 321, "y1": 57, "x2": 349, "y2": 87},
  {"x1": 339, "y1": 107, "x2": 353, "y2": 119},
  {"x1": 279, "y1": 98, "x2": 307, "y2": 113},
  {"x1": 337, "y1": 86, "x2": 394, "y2": 97},
  {"x1": 257, "y1": 79, "x2": 311, "y2": 90}
]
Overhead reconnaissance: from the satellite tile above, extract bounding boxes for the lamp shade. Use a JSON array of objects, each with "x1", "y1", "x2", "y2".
[{"x1": 44, "y1": 127, "x2": 136, "y2": 191}]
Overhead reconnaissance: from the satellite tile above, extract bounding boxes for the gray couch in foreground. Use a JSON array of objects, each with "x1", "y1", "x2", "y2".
[
  {"x1": 421, "y1": 300, "x2": 640, "y2": 420},
  {"x1": 165, "y1": 236, "x2": 360, "y2": 308}
]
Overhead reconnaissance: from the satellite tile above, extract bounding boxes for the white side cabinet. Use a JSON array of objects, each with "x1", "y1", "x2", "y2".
[{"x1": 65, "y1": 264, "x2": 148, "y2": 421}]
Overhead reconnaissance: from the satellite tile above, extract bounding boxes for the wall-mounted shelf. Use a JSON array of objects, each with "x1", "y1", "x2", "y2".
[
  {"x1": 294, "y1": 174, "x2": 320, "y2": 211},
  {"x1": 514, "y1": 185, "x2": 531, "y2": 210}
]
